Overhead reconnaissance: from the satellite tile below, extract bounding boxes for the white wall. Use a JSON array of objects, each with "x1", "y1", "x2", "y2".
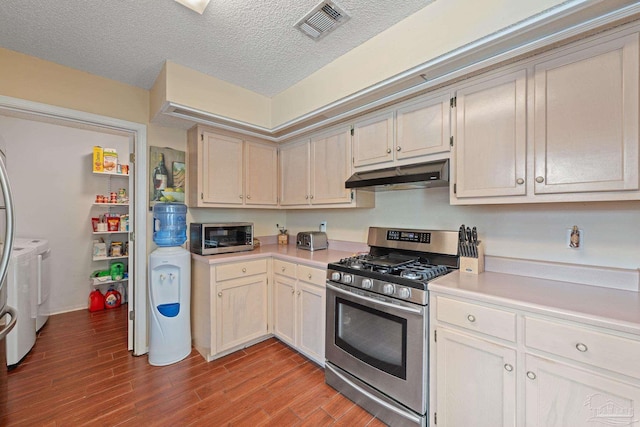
[
  {"x1": 0, "y1": 115, "x2": 130, "y2": 313},
  {"x1": 284, "y1": 189, "x2": 640, "y2": 270}
]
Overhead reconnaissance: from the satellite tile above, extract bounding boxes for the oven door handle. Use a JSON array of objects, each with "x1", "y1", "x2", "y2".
[
  {"x1": 325, "y1": 363, "x2": 423, "y2": 425},
  {"x1": 326, "y1": 282, "x2": 423, "y2": 315}
]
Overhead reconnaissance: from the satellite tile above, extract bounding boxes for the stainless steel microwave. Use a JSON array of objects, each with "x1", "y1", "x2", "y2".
[{"x1": 190, "y1": 222, "x2": 254, "y2": 255}]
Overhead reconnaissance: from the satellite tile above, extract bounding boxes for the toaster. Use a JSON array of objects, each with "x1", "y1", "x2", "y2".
[{"x1": 296, "y1": 231, "x2": 328, "y2": 251}]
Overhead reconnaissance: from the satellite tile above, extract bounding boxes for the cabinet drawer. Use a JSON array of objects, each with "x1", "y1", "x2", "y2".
[
  {"x1": 216, "y1": 259, "x2": 268, "y2": 282},
  {"x1": 273, "y1": 259, "x2": 297, "y2": 279},
  {"x1": 525, "y1": 316, "x2": 640, "y2": 379},
  {"x1": 297, "y1": 265, "x2": 326, "y2": 287},
  {"x1": 436, "y1": 296, "x2": 516, "y2": 342}
]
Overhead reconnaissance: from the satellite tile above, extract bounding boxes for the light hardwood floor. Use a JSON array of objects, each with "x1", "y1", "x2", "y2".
[{"x1": 0, "y1": 306, "x2": 387, "y2": 426}]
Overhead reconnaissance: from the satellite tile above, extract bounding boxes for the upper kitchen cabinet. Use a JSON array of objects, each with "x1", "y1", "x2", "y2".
[
  {"x1": 451, "y1": 26, "x2": 640, "y2": 205},
  {"x1": 352, "y1": 91, "x2": 451, "y2": 172},
  {"x1": 187, "y1": 126, "x2": 278, "y2": 208},
  {"x1": 279, "y1": 125, "x2": 374, "y2": 208},
  {"x1": 533, "y1": 32, "x2": 639, "y2": 196},
  {"x1": 451, "y1": 69, "x2": 527, "y2": 200}
]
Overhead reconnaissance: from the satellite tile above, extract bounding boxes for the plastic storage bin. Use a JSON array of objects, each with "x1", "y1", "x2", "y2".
[{"x1": 153, "y1": 203, "x2": 187, "y2": 247}]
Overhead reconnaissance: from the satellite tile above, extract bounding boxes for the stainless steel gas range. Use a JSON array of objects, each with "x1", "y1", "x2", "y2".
[{"x1": 325, "y1": 227, "x2": 459, "y2": 427}]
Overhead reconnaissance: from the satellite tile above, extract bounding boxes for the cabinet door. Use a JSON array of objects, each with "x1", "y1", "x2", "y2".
[
  {"x1": 353, "y1": 111, "x2": 394, "y2": 168},
  {"x1": 436, "y1": 328, "x2": 516, "y2": 427},
  {"x1": 273, "y1": 274, "x2": 296, "y2": 347},
  {"x1": 396, "y1": 94, "x2": 451, "y2": 160},
  {"x1": 279, "y1": 140, "x2": 310, "y2": 206},
  {"x1": 245, "y1": 141, "x2": 278, "y2": 206},
  {"x1": 202, "y1": 132, "x2": 244, "y2": 204},
  {"x1": 533, "y1": 33, "x2": 639, "y2": 194},
  {"x1": 215, "y1": 275, "x2": 268, "y2": 353},
  {"x1": 454, "y1": 70, "x2": 527, "y2": 199},
  {"x1": 525, "y1": 354, "x2": 640, "y2": 427},
  {"x1": 296, "y1": 280, "x2": 325, "y2": 365},
  {"x1": 310, "y1": 126, "x2": 352, "y2": 205}
]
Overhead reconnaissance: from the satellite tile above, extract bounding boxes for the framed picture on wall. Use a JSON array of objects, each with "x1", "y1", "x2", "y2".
[{"x1": 149, "y1": 146, "x2": 186, "y2": 210}]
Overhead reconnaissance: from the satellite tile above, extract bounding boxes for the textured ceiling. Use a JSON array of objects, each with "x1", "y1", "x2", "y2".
[{"x1": 0, "y1": 0, "x2": 433, "y2": 97}]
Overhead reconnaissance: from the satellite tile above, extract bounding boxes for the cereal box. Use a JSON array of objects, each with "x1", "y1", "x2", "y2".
[
  {"x1": 103, "y1": 148, "x2": 118, "y2": 172},
  {"x1": 93, "y1": 146, "x2": 104, "y2": 172}
]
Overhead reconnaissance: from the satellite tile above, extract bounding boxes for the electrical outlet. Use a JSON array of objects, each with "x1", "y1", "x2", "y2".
[
  {"x1": 320, "y1": 221, "x2": 327, "y2": 232},
  {"x1": 566, "y1": 226, "x2": 583, "y2": 249}
]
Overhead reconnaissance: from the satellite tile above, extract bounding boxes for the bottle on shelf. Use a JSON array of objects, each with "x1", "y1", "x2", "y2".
[{"x1": 153, "y1": 153, "x2": 169, "y2": 201}]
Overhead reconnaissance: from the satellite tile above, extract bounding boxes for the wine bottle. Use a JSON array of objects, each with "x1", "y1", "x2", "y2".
[{"x1": 153, "y1": 153, "x2": 169, "y2": 200}]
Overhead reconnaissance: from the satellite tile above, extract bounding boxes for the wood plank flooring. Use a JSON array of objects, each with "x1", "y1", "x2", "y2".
[{"x1": 0, "y1": 306, "x2": 388, "y2": 426}]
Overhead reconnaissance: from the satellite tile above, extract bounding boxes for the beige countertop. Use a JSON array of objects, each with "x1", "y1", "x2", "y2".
[
  {"x1": 191, "y1": 242, "x2": 364, "y2": 269},
  {"x1": 429, "y1": 270, "x2": 640, "y2": 336}
]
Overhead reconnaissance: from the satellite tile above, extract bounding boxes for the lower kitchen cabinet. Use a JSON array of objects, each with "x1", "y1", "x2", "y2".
[
  {"x1": 430, "y1": 292, "x2": 640, "y2": 427},
  {"x1": 191, "y1": 257, "x2": 269, "y2": 361},
  {"x1": 273, "y1": 259, "x2": 326, "y2": 365},
  {"x1": 435, "y1": 328, "x2": 516, "y2": 427}
]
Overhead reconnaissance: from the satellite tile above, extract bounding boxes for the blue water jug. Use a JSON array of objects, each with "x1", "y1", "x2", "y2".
[{"x1": 153, "y1": 203, "x2": 187, "y2": 247}]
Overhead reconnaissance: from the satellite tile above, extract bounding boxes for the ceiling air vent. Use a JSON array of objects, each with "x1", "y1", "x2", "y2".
[{"x1": 295, "y1": 1, "x2": 350, "y2": 41}]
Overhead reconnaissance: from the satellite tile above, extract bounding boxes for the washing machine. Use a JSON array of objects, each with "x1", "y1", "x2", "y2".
[
  {"x1": 5, "y1": 244, "x2": 37, "y2": 368},
  {"x1": 15, "y1": 238, "x2": 50, "y2": 331}
]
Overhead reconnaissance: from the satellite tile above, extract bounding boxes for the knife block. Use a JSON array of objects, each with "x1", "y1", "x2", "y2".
[{"x1": 460, "y1": 242, "x2": 484, "y2": 274}]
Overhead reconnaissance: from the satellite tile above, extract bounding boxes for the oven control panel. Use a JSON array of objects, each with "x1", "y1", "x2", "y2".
[
  {"x1": 386, "y1": 230, "x2": 431, "y2": 244},
  {"x1": 327, "y1": 269, "x2": 425, "y2": 305}
]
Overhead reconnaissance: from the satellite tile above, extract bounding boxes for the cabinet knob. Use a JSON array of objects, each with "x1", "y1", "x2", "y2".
[
  {"x1": 308, "y1": 273, "x2": 312, "y2": 279},
  {"x1": 396, "y1": 146, "x2": 402, "y2": 152},
  {"x1": 504, "y1": 363, "x2": 513, "y2": 372},
  {"x1": 246, "y1": 195, "x2": 251, "y2": 199},
  {"x1": 526, "y1": 371, "x2": 536, "y2": 380},
  {"x1": 281, "y1": 266, "x2": 286, "y2": 272},
  {"x1": 239, "y1": 194, "x2": 243, "y2": 199},
  {"x1": 576, "y1": 343, "x2": 588, "y2": 352},
  {"x1": 305, "y1": 195, "x2": 309, "y2": 199},
  {"x1": 217, "y1": 292, "x2": 222, "y2": 297},
  {"x1": 310, "y1": 195, "x2": 314, "y2": 199},
  {"x1": 297, "y1": 290, "x2": 301, "y2": 295},
  {"x1": 242, "y1": 268, "x2": 247, "y2": 273},
  {"x1": 535, "y1": 176, "x2": 545, "y2": 183},
  {"x1": 467, "y1": 314, "x2": 476, "y2": 323},
  {"x1": 386, "y1": 148, "x2": 392, "y2": 154},
  {"x1": 516, "y1": 178, "x2": 524, "y2": 185},
  {"x1": 291, "y1": 289, "x2": 295, "y2": 294}
]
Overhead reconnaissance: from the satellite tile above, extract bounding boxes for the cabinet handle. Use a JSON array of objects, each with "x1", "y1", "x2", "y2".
[
  {"x1": 576, "y1": 343, "x2": 588, "y2": 352},
  {"x1": 516, "y1": 178, "x2": 524, "y2": 185},
  {"x1": 242, "y1": 268, "x2": 247, "y2": 273},
  {"x1": 504, "y1": 364, "x2": 513, "y2": 372},
  {"x1": 526, "y1": 371, "x2": 536, "y2": 380},
  {"x1": 386, "y1": 148, "x2": 392, "y2": 154},
  {"x1": 535, "y1": 176, "x2": 544, "y2": 183},
  {"x1": 217, "y1": 292, "x2": 222, "y2": 297},
  {"x1": 467, "y1": 314, "x2": 476, "y2": 323},
  {"x1": 396, "y1": 146, "x2": 402, "y2": 152}
]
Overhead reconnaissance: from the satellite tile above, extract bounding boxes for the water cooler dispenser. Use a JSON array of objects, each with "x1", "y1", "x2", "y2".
[{"x1": 148, "y1": 203, "x2": 191, "y2": 366}]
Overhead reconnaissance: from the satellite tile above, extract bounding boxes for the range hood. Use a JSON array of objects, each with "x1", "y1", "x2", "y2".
[{"x1": 345, "y1": 159, "x2": 449, "y2": 191}]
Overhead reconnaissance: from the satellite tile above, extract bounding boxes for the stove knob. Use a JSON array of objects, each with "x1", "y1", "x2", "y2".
[
  {"x1": 330, "y1": 272, "x2": 341, "y2": 281},
  {"x1": 361, "y1": 278, "x2": 373, "y2": 289},
  {"x1": 342, "y1": 274, "x2": 353, "y2": 284},
  {"x1": 382, "y1": 284, "x2": 395, "y2": 295},
  {"x1": 397, "y1": 287, "x2": 411, "y2": 299}
]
